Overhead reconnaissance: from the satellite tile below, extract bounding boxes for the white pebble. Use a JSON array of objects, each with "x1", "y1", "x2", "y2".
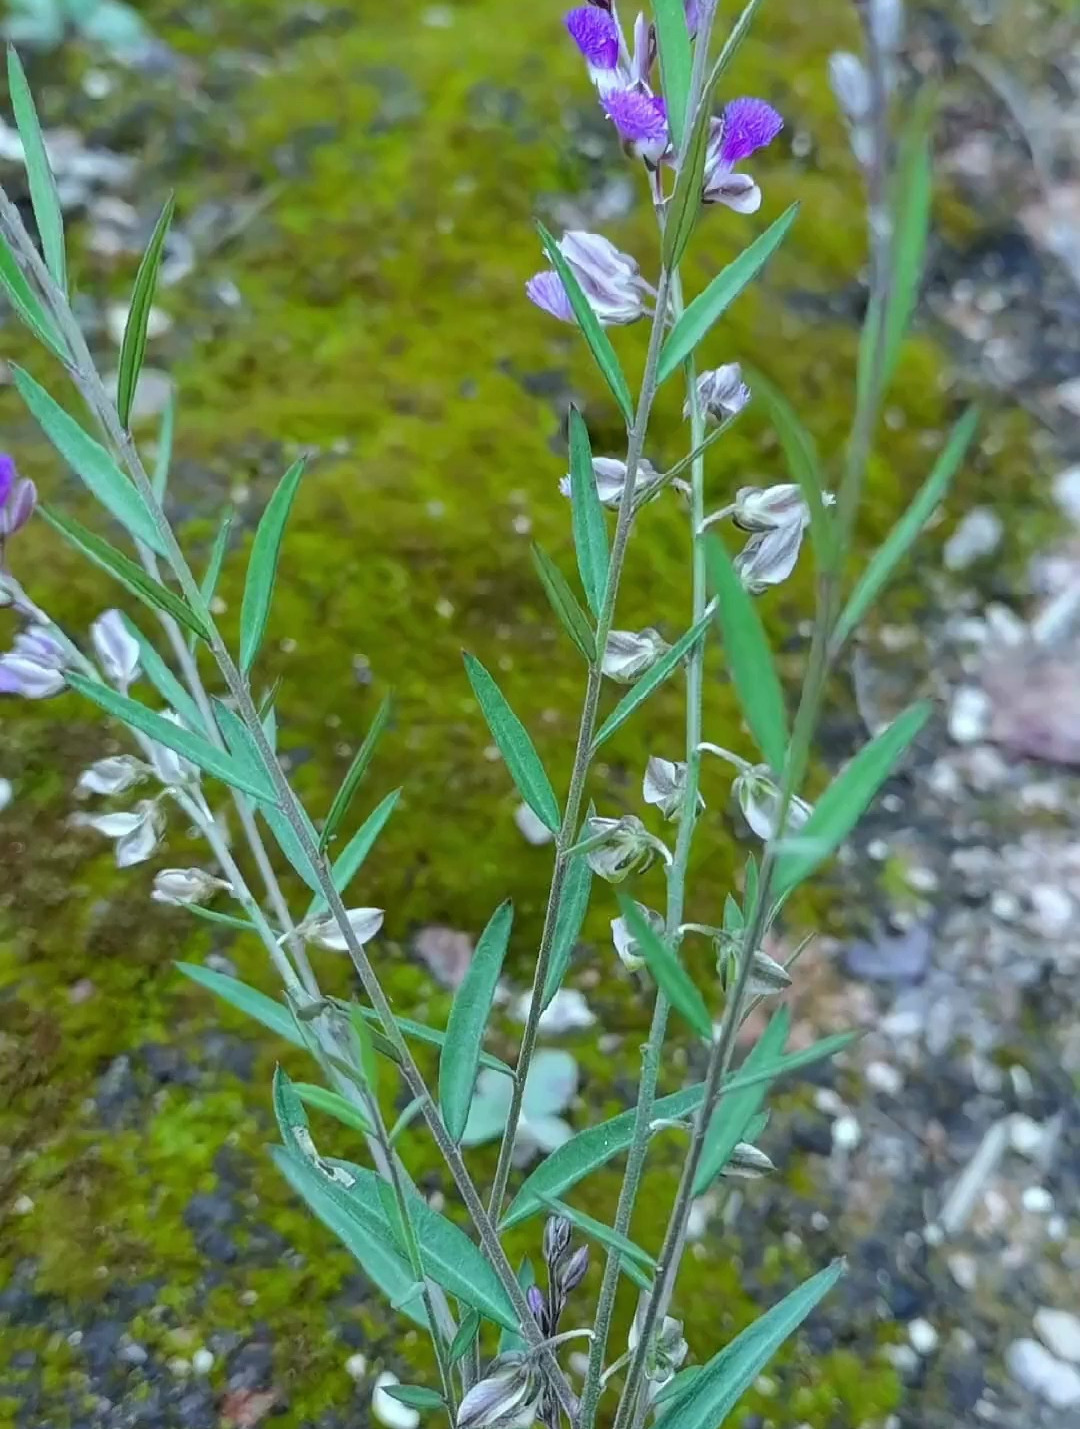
[
  {"x1": 909, "y1": 1319, "x2": 939, "y2": 1355},
  {"x1": 944, "y1": 507, "x2": 1003, "y2": 570},
  {"x1": 832, "y1": 1114, "x2": 861, "y2": 1152},
  {"x1": 1006, "y1": 1339, "x2": 1080, "y2": 1407},
  {"x1": 947, "y1": 1253, "x2": 978, "y2": 1291},
  {"x1": 346, "y1": 1353, "x2": 368, "y2": 1381},
  {"x1": 990, "y1": 890, "x2": 1021, "y2": 922},
  {"x1": 373, "y1": 1373, "x2": 420, "y2": 1429},
  {"x1": 1053, "y1": 464, "x2": 1080, "y2": 525},
  {"x1": 12, "y1": 1194, "x2": 34, "y2": 1215},
  {"x1": 1022, "y1": 1186, "x2": 1054, "y2": 1214},
  {"x1": 948, "y1": 686, "x2": 992, "y2": 745},
  {"x1": 1034, "y1": 1309, "x2": 1080, "y2": 1365},
  {"x1": 192, "y1": 1348, "x2": 214, "y2": 1374},
  {"x1": 866, "y1": 1060, "x2": 903, "y2": 1096},
  {"x1": 0, "y1": 777, "x2": 11, "y2": 812},
  {"x1": 1009, "y1": 1114, "x2": 1044, "y2": 1158},
  {"x1": 1029, "y1": 884, "x2": 1074, "y2": 938}
]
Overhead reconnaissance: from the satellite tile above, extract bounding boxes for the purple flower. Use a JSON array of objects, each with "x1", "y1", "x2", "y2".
[
  {"x1": 0, "y1": 623, "x2": 67, "y2": 699},
  {"x1": 702, "y1": 98, "x2": 783, "y2": 213},
  {"x1": 566, "y1": 6, "x2": 620, "y2": 71},
  {"x1": 526, "y1": 231, "x2": 647, "y2": 327},
  {"x1": 603, "y1": 88, "x2": 669, "y2": 164},
  {"x1": 0, "y1": 454, "x2": 37, "y2": 541}
]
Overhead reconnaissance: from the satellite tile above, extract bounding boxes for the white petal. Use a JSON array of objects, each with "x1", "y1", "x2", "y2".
[
  {"x1": 304, "y1": 907, "x2": 384, "y2": 951},
  {"x1": 76, "y1": 756, "x2": 145, "y2": 796}
]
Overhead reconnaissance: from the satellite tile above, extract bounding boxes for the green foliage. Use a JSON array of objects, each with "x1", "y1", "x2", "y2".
[{"x1": 439, "y1": 899, "x2": 513, "y2": 1141}]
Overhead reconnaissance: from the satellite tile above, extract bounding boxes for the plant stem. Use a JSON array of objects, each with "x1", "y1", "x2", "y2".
[{"x1": 485, "y1": 262, "x2": 676, "y2": 1227}]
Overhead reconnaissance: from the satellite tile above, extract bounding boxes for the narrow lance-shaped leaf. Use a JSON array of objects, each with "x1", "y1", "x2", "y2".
[
  {"x1": 537, "y1": 221, "x2": 634, "y2": 426},
  {"x1": 539, "y1": 1194, "x2": 655, "y2": 1268},
  {"x1": 746, "y1": 367, "x2": 832, "y2": 567},
  {"x1": 305, "y1": 787, "x2": 401, "y2": 917},
  {"x1": 12, "y1": 366, "x2": 166, "y2": 555},
  {"x1": 464, "y1": 653, "x2": 561, "y2": 834},
  {"x1": 66, "y1": 673, "x2": 278, "y2": 802},
  {"x1": 440, "y1": 899, "x2": 514, "y2": 1142},
  {"x1": 320, "y1": 693, "x2": 393, "y2": 851},
  {"x1": 293, "y1": 1082, "x2": 374, "y2": 1137},
  {"x1": 653, "y1": 1261, "x2": 845, "y2": 1429},
  {"x1": 663, "y1": 81, "x2": 715, "y2": 270},
  {"x1": 706, "y1": 537, "x2": 788, "y2": 771},
  {"x1": 880, "y1": 91, "x2": 936, "y2": 391},
  {"x1": 449, "y1": 1307, "x2": 481, "y2": 1366},
  {"x1": 653, "y1": 0, "x2": 692, "y2": 150},
  {"x1": 774, "y1": 701, "x2": 931, "y2": 901},
  {"x1": 618, "y1": 897, "x2": 712, "y2": 1039},
  {"x1": 239, "y1": 456, "x2": 307, "y2": 674},
  {"x1": 188, "y1": 506, "x2": 233, "y2": 651},
  {"x1": 658, "y1": 204, "x2": 799, "y2": 384},
  {"x1": 176, "y1": 962, "x2": 303, "y2": 1047},
  {"x1": 0, "y1": 232, "x2": 67, "y2": 359},
  {"x1": 541, "y1": 854, "x2": 593, "y2": 1010},
  {"x1": 531, "y1": 544, "x2": 595, "y2": 662},
  {"x1": 383, "y1": 1387, "x2": 446, "y2": 1411},
  {"x1": 593, "y1": 610, "x2": 711, "y2": 749},
  {"x1": 116, "y1": 195, "x2": 174, "y2": 429},
  {"x1": 567, "y1": 406, "x2": 609, "y2": 618},
  {"x1": 350, "y1": 1002, "x2": 514, "y2": 1080},
  {"x1": 7, "y1": 46, "x2": 66, "y2": 293},
  {"x1": 832, "y1": 409, "x2": 978, "y2": 652},
  {"x1": 693, "y1": 1007, "x2": 788, "y2": 1195},
  {"x1": 39, "y1": 506, "x2": 210, "y2": 642}
]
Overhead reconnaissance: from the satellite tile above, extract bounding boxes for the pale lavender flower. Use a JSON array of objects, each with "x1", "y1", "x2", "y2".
[
  {"x1": 732, "y1": 483, "x2": 810, "y2": 532},
  {"x1": 300, "y1": 907, "x2": 384, "y2": 952},
  {"x1": 558, "y1": 455, "x2": 661, "y2": 508},
  {"x1": 0, "y1": 624, "x2": 67, "y2": 699},
  {"x1": 526, "y1": 231, "x2": 647, "y2": 327},
  {"x1": 565, "y1": 5, "x2": 621, "y2": 88},
  {"x1": 76, "y1": 754, "x2": 146, "y2": 796},
  {"x1": 702, "y1": 97, "x2": 783, "y2": 212},
  {"x1": 603, "y1": 87, "x2": 669, "y2": 165},
  {"x1": 734, "y1": 765, "x2": 812, "y2": 840},
  {"x1": 734, "y1": 520, "x2": 807, "y2": 592},
  {"x1": 91, "y1": 610, "x2": 140, "y2": 688},
  {"x1": 456, "y1": 1356, "x2": 537, "y2": 1429},
  {"x1": 685, "y1": 364, "x2": 751, "y2": 423},
  {"x1": 72, "y1": 799, "x2": 165, "y2": 867},
  {"x1": 643, "y1": 755, "x2": 703, "y2": 820},
  {"x1": 602, "y1": 627, "x2": 669, "y2": 682},
  {"x1": 153, "y1": 867, "x2": 233, "y2": 906},
  {"x1": 0, "y1": 454, "x2": 36, "y2": 541}
]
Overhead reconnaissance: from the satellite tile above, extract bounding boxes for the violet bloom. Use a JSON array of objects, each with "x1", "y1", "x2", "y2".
[
  {"x1": 702, "y1": 97, "x2": 784, "y2": 213},
  {"x1": 0, "y1": 623, "x2": 67, "y2": 699},
  {"x1": 0, "y1": 454, "x2": 37, "y2": 541},
  {"x1": 565, "y1": 5, "x2": 621, "y2": 90},
  {"x1": 603, "y1": 87, "x2": 669, "y2": 165},
  {"x1": 526, "y1": 230, "x2": 647, "y2": 327}
]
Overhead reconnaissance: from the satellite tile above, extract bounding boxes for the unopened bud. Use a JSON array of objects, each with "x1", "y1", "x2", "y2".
[
  {"x1": 602, "y1": 628, "x2": 669, "y2": 683},
  {"x1": 684, "y1": 364, "x2": 751, "y2": 424},
  {"x1": 723, "y1": 1141, "x2": 776, "y2": 1179},
  {"x1": 556, "y1": 1243, "x2": 589, "y2": 1294},
  {"x1": 91, "y1": 610, "x2": 140, "y2": 688},
  {"x1": 153, "y1": 867, "x2": 233, "y2": 906},
  {"x1": 583, "y1": 814, "x2": 670, "y2": 884},
  {"x1": 543, "y1": 1214, "x2": 573, "y2": 1267}
]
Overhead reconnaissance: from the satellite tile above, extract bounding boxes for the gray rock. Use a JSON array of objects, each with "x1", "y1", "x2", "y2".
[
  {"x1": 1006, "y1": 1338, "x2": 1080, "y2": 1407},
  {"x1": 1034, "y1": 1309, "x2": 1080, "y2": 1365}
]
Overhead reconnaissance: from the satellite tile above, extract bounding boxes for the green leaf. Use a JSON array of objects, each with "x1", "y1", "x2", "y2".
[
  {"x1": 8, "y1": 46, "x2": 66, "y2": 293},
  {"x1": 653, "y1": 1261, "x2": 844, "y2": 1429},
  {"x1": 501, "y1": 1082, "x2": 708, "y2": 1230},
  {"x1": 537, "y1": 221, "x2": 634, "y2": 425},
  {"x1": 709, "y1": 0, "x2": 766, "y2": 83},
  {"x1": 463, "y1": 653, "x2": 560, "y2": 833},
  {"x1": 116, "y1": 195, "x2": 174, "y2": 428},
  {"x1": 618, "y1": 897, "x2": 712, "y2": 1039},
  {"x1": 176, "y1": 962, "x2": 302, "y2": 1046},
  {"x1": 705, "y1": 537, "x2": 787, "y2": 771},
  {"x1": 832, "y1": 409, "x2": 978, "y2": 651},
  {"x1": 152, "y1": 393, "x2": 174, "y2": 500},
  {"x1": 539, "y1": 1194, "x2": 655, "y2": 1268},
  {"x1": 330, "y1": 1159, "x2": 521, "y2": 1332},
  {"x1": 449, "y1": 1307, "x2": 481, "y2": 1366},
  {"x1": 774, "y1": 702, "x2": 931, "y2": 901},
  {"x1": 694, "y1": 1009, "x2": 788, "y2": 1195},
  {"x1": 66, "y1": 673, "x2": 278, "y2": 801},
  {"x1": 350, "y1": 1003, "x2": 514, "y2": 1080},
  {"x1": 747, "y1": 368, "x2": 833, "y2": 567},
  {"x1": 653, "y1": 0, "x2": 692, "y2": 150},
  {"x1": 593, "y1": 611, "x2": 710, "y2": 749},
  {"x1": 440, "y1": 899, "x2": 514, "y2": 1143},
  {"x1": 541, "y1": 854, "x2": 593, "y2": 1010},
  {"x1": 320, "y1": 693, "x2": 393, "y2": 851},
  {"x1": 293, "y1": 1082, "x2": 374, "y2": 1136},
  {"x1": 239, "y1": 456, "x2": 307, "y2": 674},
  {"x1": 0, "y1": 233, "x2": 67, "y2": 359},
  {"x1": 38, "y1": 506, "x2": 210, "y2": 642},
  {"x1": 189, "y1": 506, "x2": 233, "y2": 651},
  {"x1": 658, "y1": 205, "x2": 798, "y2": 384},
  {"x1": 183, "y1": 904, "x2": 262, "y2": 935},
  {"x1": 12, "y1": 366, "x2": 166, "y2": 555},
  {"x1": 531, "y1": 543, "x2": 595, "y2": 662},
  {"x1": 121, "y1": 616, "x2": 205, "y2": 732},
  {"x1": 271, "y1": 1145, "x2": 427, "y2": 1328},
  {"x1": 305, "y1": 787, "x2": 401, "y2": 918},
  {"x1": 567, "y1": 405, "x2": 609, "y2": 617},
  {"x1": 663, "y1": 82, "x2": 715, "y2": 269},
  {"x1": 880, "y1": 93, "x2": 936, "y2": 389},
  {"x1": 383, "y1": 1386, "x2": 446, "y2": 1410}
]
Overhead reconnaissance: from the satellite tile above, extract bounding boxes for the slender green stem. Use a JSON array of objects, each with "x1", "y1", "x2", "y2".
[{"x1": 485, "y1": 261, "x2": 676, "y2": 1227}]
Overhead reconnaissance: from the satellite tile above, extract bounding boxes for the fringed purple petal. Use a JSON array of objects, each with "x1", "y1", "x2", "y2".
[
  {"x1": 719, "y1": 97, "x2": 783, "y2": 164},
  {"x1": 0, "y1": 453, "x2": 15, "y2": 510},
  {"x1": 526, "y1": 270, "x2": 576, "y2": 324},
  {"x1": 603, "y1": 88, "x2": 667, "y2": 146},
  {"x1": 565, "y1": 6, "x2": 620, "y2": 68}
]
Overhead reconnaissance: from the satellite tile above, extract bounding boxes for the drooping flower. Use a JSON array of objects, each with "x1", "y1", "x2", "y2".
[
  {"x1": 610, "y1": 901, "x2": 664, "y2": 971},
  {"x1": 71, "y1": 799, "x2": 165, "y2": 867},
  {"x1": 733, "y1": 765, "x2": 812, "y2": 841},
  {"x1": 559, "y1": 455, "x2": 661, "y2": 508},
  {"x1": 732, "y1": 483, "x2": 809, "y2": 532},
  {"x1": 723, "y1": 1141, "x2": 777, "y2": 1178},
  {"x1": 684, "y1": 364, "x2": 751, "y2": 424},
  {"x1": 601, "y1": 627, "x2": 669, "y2": 682},
  {"x1": 734, "y1": 520, "x2": 807, "y2": 592},
  {"x1": 456, "y1": 1355, "x2": 539, "y2": 1429},
  {"x1": 565, "y1": 6, "x2": 621, "y2": 88},
  {"x1": 702, "y1": 97, "x2": 783, "y2": 212},
  {"x1": 628, "y1": 1307, "x2": 688, "y2": 1398},
  {"x1": 603, "y1": 87, "x2": 669, "y2": 165},
  {"x1": 91, "y1": 609, "x2": 140, "y2": 688},
  {"x1": 300, "y1": 907, "x2": 385, "y2": 952},
  {"x1": 0, "y1": 454, "x2": 36, "y2": 541},
  {"x1": 152, "y1": 867, "x2": 233, "y2": 906},
  {"x1": 0, "y1": 624, "x2": 67, "y2": 699},
  {"x1": 582, "y1": 813, "x2": 670, "y2": 882},
  {"x1": 76, "y1": 754, "x2": 147, "y2": 796},
  {"x1": 526, "y1": 230, "x2": 648, "y2": 328},
  {"x1": 642, "y1": 755, "x2": 704, "y2": 820},
  {"x1": 147, "y1": 712, "x2": 198, "y2": 787}
]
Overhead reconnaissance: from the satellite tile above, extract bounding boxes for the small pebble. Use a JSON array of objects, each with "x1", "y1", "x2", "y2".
[
  {"x1": 1029, "y1": 884, "x2": 1073, "y2": 938},
  {"x1": 167, "y1": 1357, "x2": 190, "y2": 1377},
  {"x1": 1006, "y1": 1339, "x2": 1080, "y2": 1407},
  {"x1": 832, "y1": 1114, "x2": 861, "y2": 1152},
  {"x1": 373, "y1": 1373, "x2": 420, "y2": 1429},
  {"x1": 1009, "y1": 1115, "x2": 1044, "y2": 1158},
  {"x1": 990, "y1": 890, "x2": 1021, "y2": 922},
  {"x1": 1052, "y1": 464, "x2": 1080, "y2": 525},
  {"x1": 119, "y1": 1342, "x2": 148, "y2": 1366},
  {"x1": 948, "y1": 1253, "x2": 978, "y2": 1291},
  {"x1": 948, "y1": 686, "x2": 992, "y2": 745},
  {"x1": 1034, "y1": 1309, "x2": 1080, "y2": 1365},
  {"x1": 346, "y1": 1353, "x2": 368, "y2": 1381},
  {"x1": 865, "y1": 1060, "x2": 903, "y2": 1096},
  {"x1": 12, "y1": 1194, "x2": 34, "y2": 1215},
  {"x1": 192, "y1": 1348, "x2": 213, "y2": 1374},
  {"x1": 0, "y1": 776, "x2": 11, "y2": 812},
  {"x1": 944, "y1": 507, "x2": 1003, "y2": 570},
  {"x1": 1022, "y1": 1186, "x2": 1054, "y2": 1214},
  {"x1": 909, "y1": 1319, "x2": 939, "y2": 1355}
]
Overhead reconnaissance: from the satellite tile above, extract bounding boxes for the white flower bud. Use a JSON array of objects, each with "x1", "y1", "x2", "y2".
[
  {"x1": 733, "y1": 766, "x2": 812, "y2": 841},
  {"x1": 723, "y1": 1141, "x2": 776, "y2": 1178},
  {"x1": 642, "y1": 755, "x2": 704, "y2": 821},
  {"x1": 90, "y1": 610, "x2": 140, "y2": 687},
  {"x1": 152, "y1": 868, "x2": 233, "y2": 906},
  {"x1": 611, "y1": 902, "x2": 664, "y2": 971},
  {"x1": 300, "y1": 907, "x2": 384, "y2": 952},
  {"x1": 583, "y1": 814, "x2": 670, "y2": 883},
  {"x1": 602, "y1": 628, "x2": 670, "y2": 683},
  {"x1": 746, "y1": 948, "x2": 793, "y2": 996},
  {"x1": 734, "y1": 521, "x2": 807, "y2": 593},
  {"x1": 732, "y1": 483, "x2": 810, "y2": 532},
  {"x1": 73, "y1": 799, "x2": 164, "y2": 867},
  {"x1": 76, "y1": 755, "x2": 146, "y2": 797}
]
